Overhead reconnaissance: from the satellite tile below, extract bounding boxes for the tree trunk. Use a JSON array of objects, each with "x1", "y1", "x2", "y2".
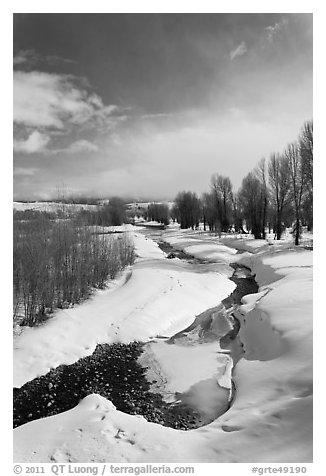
[
  {"x1": 276, "y1": 217, "x2": 282, "y2": 240},
  {"x1": 295, "y1": 217, "x2": 300, "y2": 246}
]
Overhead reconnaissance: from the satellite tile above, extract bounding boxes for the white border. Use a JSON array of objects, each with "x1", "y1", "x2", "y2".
[{"x1": 3, "y1": 2, "x2": 323, "y2": 474}]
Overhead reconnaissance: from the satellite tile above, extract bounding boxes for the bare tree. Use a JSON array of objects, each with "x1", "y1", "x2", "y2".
[
  {"x1": 231, "y1": 192, "x2": 245, "y2": 233},
  {"x1": 146, "y1": 203, "x2": 170, "y2": 225},
  {"x1": 285, "y1": 142, "x2": 305, "y2": 245},
  {"x1": 174, "y1": 191, "x2": 201, "y2": 229},
  {"x1": 201, "y1": 192, "x2": 219, "y2": 232},
  {"x1": 254, "y1": 159, "x2": 268, "y2": 239},
  {"x1": 238, "y1": 172, "x2": 265, "y2": 239},
  {"x1": 299, "y1": 120, "x2": 313, "y2": 231},
  {"x1": 268, "y1": 153, "x2": 291, "y2": 240},
  {"x1": 210, "y1": 174, "x2": 233, "y2": 232}
]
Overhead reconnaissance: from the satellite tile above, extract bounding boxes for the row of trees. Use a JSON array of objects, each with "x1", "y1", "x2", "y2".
[
  {"x1": 76, "y1": 197, "x2": 127, "y2": 227},
  {"x1": 144, "y1": 203, "x2": 170, "y2": 225},
  {"x1": 172, "y1": 120, "x2": 313, "y2": 244},
  {"x1": 13, "y1": 213, "x2": 135, "y2": 327},
  {"x1": 171, "y1": 192, "x2": 201, "y2": 229}
]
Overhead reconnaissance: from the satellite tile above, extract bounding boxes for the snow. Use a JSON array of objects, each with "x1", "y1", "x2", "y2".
[
  {"x1": 13, "y1": 201, "x2": 97, "y2": 212},
  {"x1": 163, "y1": 230, "x2": 238, "y2": 261},
  {"x1": 138, "y1": 338, "x2": 232, "y2": 426},
  {"x1": 126, "y1": 201, "x2": 175, "y2": 210},
  {"x1": 14, "y1": 227, "x2": 313, "y2": 463},
  {"x1": 183, "y1": 243, "x2": 238, "y2": 262},
  {"x1": 144, "y1": 341, "x2": 229, "y2": 395},
  {"x1": 14, "y1": 394, "x2": 198, "y2": 463},
  {"x1": 132, "y1": 231, "x2": 166, "y2": 260},
  {"x1": 220, "y1": 229, "x2": 313, "y2": 254}
]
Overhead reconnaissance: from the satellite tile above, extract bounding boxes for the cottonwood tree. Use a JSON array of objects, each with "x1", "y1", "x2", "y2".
[
  {"x1": 170, "y1": 203, "x2": 179, "y2": 223},
  {"x1": 285, "y1": 142, "x2": 305, "y2": 245},
  {"x1": 106, "y1": 197, "x2": 127, "y2": 225},
  {"x1": 268, "y1": 153, "x2": 291, "y2": 240},
  {"x1": 238, "y1": 172, "x2": 266, "y2": 239},
  {"x1": 201, "y1": 192, "x2": 219, "y2": 232},
  {"x1": 254, "y1": 159, "x2": 268, "y2": 239},
  {"x1": 146, "y1": 203, "x2": 170, "y2": 225},
  {"x1": 210, "y1": 174, "x2": 233, "y2": 232},
  {"x1": 174, "y1": 191, "x2": 201, "y2": 229},
  {"x1": 299, "y1": 120, "x2": 313, "y2": 231},
  {"x1": 231, "y1": 192, "x2": 246, "y2": 233}
]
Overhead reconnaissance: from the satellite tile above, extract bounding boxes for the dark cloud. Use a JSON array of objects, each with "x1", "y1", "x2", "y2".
[{"x1": 13, "y1": 13, "x2": 312, "y2": 200}]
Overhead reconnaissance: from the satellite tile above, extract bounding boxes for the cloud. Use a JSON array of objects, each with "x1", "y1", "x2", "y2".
[
  {"x1": 14, "y1": 131, "x2": 50, "y2": 154},
  {"x1": 265, "y1": 18, "x2": 289, "y2": 43},
  {"x1": 230, "y1": 42, "x2": 248, "y2": 61},
  {"x1": 13, "y1": 54, "x2": 28, "y2": 66},
  {"x1": 13, "y1": 167, "x2": 37, "y2": 176},
  {"x1": 228, "y1": 107, "x2": 245, "y2": 119},
  {"x1": 13, "y1": 70, "x2": 115, "y2": 129},
  {"x1": 14, "y1": 133, "x2": 99, "y2": 156},
  {"x1": 13, "y1": 70, "x2": 122, "y2": 154},
  {"x1": 13, "y1": 49, "x2": 75, "y2": 67},
  {"x1": 62, "y1": 139, "x2": 99, "y2": 154},
  {"x1": 140, "y1": 113, "x2": 173, "y2": 120}
]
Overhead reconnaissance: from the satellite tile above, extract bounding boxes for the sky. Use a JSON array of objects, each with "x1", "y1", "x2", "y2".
[{"x1": 13, "y1": 13, "x2": 313, "y2": 201}]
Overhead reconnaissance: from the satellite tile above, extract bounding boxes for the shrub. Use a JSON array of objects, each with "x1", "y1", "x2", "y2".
[{"x1": 13, "y1": 216, "x2": 135, "y2": 327}]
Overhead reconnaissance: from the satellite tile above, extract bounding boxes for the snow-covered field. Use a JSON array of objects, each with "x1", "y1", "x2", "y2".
[
  {"x1": 13, "y1": 225, "x2": 313, "y2": 463},
  {"x1": 13, "y1": 201, "x2": 98, "y2": 212}
]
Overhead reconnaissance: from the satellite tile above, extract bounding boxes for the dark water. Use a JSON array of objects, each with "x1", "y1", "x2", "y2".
[{"x1": 222, "y1": 263, "x2": 258, "y2": 309}]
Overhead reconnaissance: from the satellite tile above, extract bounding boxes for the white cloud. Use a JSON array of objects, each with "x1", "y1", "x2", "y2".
[
  {"x1": 13, "y1": 70, "x2": 121, "y2": 155},
  {"x1": 13, "y1": 71, "x2": 121, "y2": 131},
  {"x1": 228, "y1": 107, "x2": 245, "y2": 119},
  {"x1": 13, "y1": 131, "x2": 50, "y2": 154},
  {"x1": 34, "y1": 139, "x2": 99, "y2": 156},
  {"x1": 230, "y1": 42, "x2": 248, "y2": 61},
  {"x1": 64, "y1": 140, "x2": 99, "y2": 154},
  {"x1": 140, "y1": 112, "x2": 173, "y2": 120},
  {"x1": 13, "y1": 167, "x2": 37, "y2": 176},
  {"x1": 265, "y1": 18, "x2": 289, "y2": 43},
  {"x1": 13, "y1": 71, "x2": 106, "y2": 129},
  {"x1": 13, "y1": 53, "x2": 29, "y2": 66}
]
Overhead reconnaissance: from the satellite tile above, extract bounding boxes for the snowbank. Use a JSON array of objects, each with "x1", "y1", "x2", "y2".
[{"x1": 164, "y1": 231, "x2": 237, "y2": 258}]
